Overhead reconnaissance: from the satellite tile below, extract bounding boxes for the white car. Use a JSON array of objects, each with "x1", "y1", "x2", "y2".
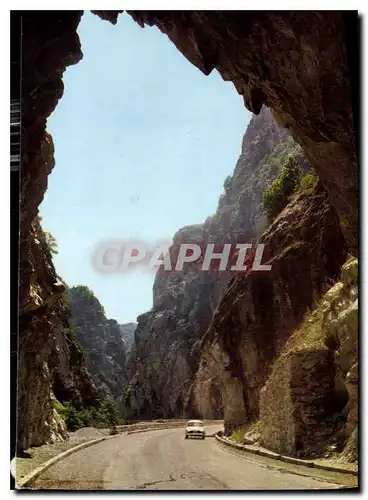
[{"x1": 185, "y1": 420, "x2": 205, "y2": 440}]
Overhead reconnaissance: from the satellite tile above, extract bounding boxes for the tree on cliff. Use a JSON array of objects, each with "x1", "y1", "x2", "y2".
[{"x1": 262, "y1": 155, "x2": 302, "y2": 221}]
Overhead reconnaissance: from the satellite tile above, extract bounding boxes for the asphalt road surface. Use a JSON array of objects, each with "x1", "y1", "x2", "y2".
[{"x1": 29, "y1": 425, "x2": 354, "y2": 491}]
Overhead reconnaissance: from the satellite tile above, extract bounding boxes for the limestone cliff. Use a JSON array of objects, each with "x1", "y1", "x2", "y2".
[
  {"x1": 17, "y1": 218, "x2": 100, "y2": 452},
  {"x1": 260, "y1": 257, "x2": 357, "y2": 459},
  {"x1": 67, "y1": 286, "x2": 127, "y2": 398},
  {"x1": 124, "y1": 107, "x2": 308, "y2": 419},
  {"x1": 18, "y1": 11, "x2": 85, "y2": 452},
  {"x1": 190, "y1": 183, "x2": 347, "y2": 430}
]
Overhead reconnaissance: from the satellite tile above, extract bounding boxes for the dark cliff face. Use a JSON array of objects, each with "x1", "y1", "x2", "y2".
[
  {"x1": 124, "y1": 108, "x2": 306, "y2": 419},
  {"x1": 18, "y1": 12, "x2": 85, "y2": 451},
  {"x1": 67, "y1": 287, "x2": 127, "y2": 399}
]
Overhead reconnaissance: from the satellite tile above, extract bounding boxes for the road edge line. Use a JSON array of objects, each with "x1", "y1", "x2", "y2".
[
  {"x1": 16, "y1": 436, "x2": 111, "y2": 489},
  {"x1": 214, "y1": 433, "x2": 358, "y2": 477},
  {"x1": 17, "y1": 423, "x2": 188, "y2": 489}
]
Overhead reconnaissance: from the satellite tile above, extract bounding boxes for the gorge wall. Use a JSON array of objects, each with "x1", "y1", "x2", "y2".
[
  {"x1": 18, "y1": 218, "x2": 100, "y2": 451},
  {"x1": 67, "y1": 286, "x2": 127, "y2": 399},
  {"x1": 124, "y1": 107, "x2": 309, "y2": 419},
  {"x1": 18, "y1": 12, "x2": 92, "y2": 451},
  {"x1": 259, "y1": 256, "x2": 358, "y2": 459},
  {"x1": 18, "y1": 11, "x2": 357, "y2": 458},
  {"x1": 190, "y1": 183, "x2": 348, "y2": 442}
]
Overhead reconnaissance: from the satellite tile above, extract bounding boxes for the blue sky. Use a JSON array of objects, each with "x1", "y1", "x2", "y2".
[{"x1": 39, "y1": 11, "x2": 251, "y2": 324}]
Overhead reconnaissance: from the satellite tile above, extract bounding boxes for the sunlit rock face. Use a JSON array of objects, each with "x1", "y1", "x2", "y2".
[
  {"x1": 120, "y1": 323, "x2": 137, "y2": 358},
  {"x1": 190, "y1": 182, "x2": 347, "y2": 433},
  {"x1": 259, "y1": 257, "x2": 358, "y2": 459}
]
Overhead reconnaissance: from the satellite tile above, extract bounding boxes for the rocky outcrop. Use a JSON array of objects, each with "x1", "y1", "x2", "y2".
[
  {"x1": 20, "y1": 12, "x2": 83, "y2": 252},
  {"x1": 17, "y1": 219, "x2": 99, "y2": 452},
  {"x1": 124, "y1": 107, "x2": 308, "y2": 419},
  {"x1": 260, "y1": 348, "x2": 336, "y2": 457},
  {"x1": 259, "y1": 257, "x2": 358, "y2": 459},
  {"x1": 67, "y1": 286, "x2": 127, "y2": 399},
  {"x1": 191, "y1": 182, "x2": 347, "y2": 433}
]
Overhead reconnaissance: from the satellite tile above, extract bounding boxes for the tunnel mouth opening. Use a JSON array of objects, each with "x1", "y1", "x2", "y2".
[{"x1": 17, "y1": 11, "x2": 358, "y2": 459}]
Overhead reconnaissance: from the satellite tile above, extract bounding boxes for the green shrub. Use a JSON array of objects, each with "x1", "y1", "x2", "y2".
[
  {"x1": 262, "y1": 178, "x2": 285, "y2": 220},
  {"x1": 53, "y1": 400, "x2": 66, "y2": 417},
  {"x1": 297, "y1": 171, "x2": 318, "y2": 195},
  {"x1": 269, "y1": 157, "x2": 281, "y2": 176},
  {"x1": 53, "y1": 398, "x2": 122, "y2": 432},
  {"x1": 54, "y1": 402, "x2": 85, "y2": 432},
  {"x1": 262, "y1": 155, "x2": 302, "y2": 221},
  {"x1": 230, "y1": 428, "x2": 246, "y2": 442}
]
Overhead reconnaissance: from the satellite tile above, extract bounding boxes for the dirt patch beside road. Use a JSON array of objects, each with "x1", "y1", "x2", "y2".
[{"x1": 15, "y1": 437, "x2": 94, "y2": 483}]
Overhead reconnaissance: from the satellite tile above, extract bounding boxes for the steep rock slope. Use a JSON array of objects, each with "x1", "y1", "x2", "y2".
[
  {"x1": 17, "y1": 219, "x2": 100, "y2": 452},
  {"x1": 260, "y1": 256, "x2": 357, "y2": 459},
  {"x1": 18, "y1": 11, "x2": 85, "y2": 452},
  {"x1": 124, "y1": 107, "x2": 307, "y2": 419},
  {"x1": 190, "y1": 183, "x2": 347, "y2": 433},
  {"x1": 67, "y1": 286, "x2": 127, "y2": 399}
]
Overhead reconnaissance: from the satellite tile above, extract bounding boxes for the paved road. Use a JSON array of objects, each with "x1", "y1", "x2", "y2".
[{"x1": 30, "y1": 426, "x2": 351, "y2": 491}]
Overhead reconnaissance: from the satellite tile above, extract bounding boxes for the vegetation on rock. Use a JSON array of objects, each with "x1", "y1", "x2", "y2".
[
  {"x1": 262, "y1": 153, "x2": 319, "y2": 222},
  {"x1": 54, "y1": 398, "x2": 121, "y2": 431},
  {"x1": 262, "y1": 155, "x2": 299, "y2": 221}
]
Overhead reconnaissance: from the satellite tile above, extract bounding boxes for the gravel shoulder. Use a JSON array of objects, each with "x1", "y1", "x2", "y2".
[
  {"x1": 15, "y1": 436, "x2": 97, "y2": 483},
  {"x1": 225, "y1": 436, "x2": 358, "y2": 476},
  {"x1": 14, "y1": 421, "x2": 196, "y2": 485}
]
